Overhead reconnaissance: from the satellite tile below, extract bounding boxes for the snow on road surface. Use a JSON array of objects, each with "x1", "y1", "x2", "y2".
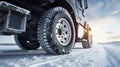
[{"x1": 0, "y1": 42, "x2": 120, "y2": 67}]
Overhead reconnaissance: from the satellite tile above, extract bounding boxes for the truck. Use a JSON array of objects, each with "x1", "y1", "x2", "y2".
[{"x1": 0, "y1": 0, "x2": 92, "y2": 55}]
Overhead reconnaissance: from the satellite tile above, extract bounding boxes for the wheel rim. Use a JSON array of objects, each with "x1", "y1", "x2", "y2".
[{"x1": 55, "y1": 18, "x2": 72, "y2": 46}]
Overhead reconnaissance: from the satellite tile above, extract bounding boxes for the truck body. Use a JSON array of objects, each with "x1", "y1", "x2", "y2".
[{"x1": 0, "y1": 0, "x2": 92, "y2": 55}]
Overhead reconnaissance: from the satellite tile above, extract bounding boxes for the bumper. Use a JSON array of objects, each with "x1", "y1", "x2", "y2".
[{"x1": 0, "y1": 1, "x2": 30, "y2": 35}]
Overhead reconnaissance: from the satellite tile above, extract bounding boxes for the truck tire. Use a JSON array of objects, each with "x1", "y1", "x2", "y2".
[
  {"x1": 14, "y1": 26, "x2": 40, "y2": 50},
  {"x1": 82, "y1": 28, "x2": 92, "y2": 48},
  {"x1": 37, "y1": 7, "x2": 75, "y2": 55}
]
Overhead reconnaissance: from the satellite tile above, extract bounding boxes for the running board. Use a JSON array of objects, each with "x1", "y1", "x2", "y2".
[{"x1": 76, "y1": 38, "x2": 87, "y2": 42}]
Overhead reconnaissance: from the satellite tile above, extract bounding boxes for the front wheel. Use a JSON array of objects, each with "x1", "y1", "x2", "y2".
[{"x1": 37, "y1": 7, "x2": 75, "y2": 55}]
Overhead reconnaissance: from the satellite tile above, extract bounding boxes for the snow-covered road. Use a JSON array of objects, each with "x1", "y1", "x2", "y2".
[{"x1": 0, "y1": 42, "x2": 120, "y2": 67}]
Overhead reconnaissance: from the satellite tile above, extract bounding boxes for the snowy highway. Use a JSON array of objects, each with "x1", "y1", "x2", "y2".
[{"x1": 0, "y1": 42, "x2": 120, "y2": 67}]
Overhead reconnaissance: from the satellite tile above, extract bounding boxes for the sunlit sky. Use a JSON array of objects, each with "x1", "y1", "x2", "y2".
[
  {"x1": 0, "y1": 0, "x2": 120, "y2": 44},
  {"x1": 86, "y1": 0, "x2": 120, "y2": 43}
]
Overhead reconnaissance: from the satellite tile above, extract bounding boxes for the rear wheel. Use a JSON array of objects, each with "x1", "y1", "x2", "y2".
[
  {"x1": 14, "y1": 21, "x2": 40, "y2": 50},
  {"x1": 37, "y1": 7, "x2": 75, "y2": 55}
]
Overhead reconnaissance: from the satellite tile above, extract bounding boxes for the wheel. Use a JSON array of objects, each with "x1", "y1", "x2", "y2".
[
  {"x1": 14, "y1": 21, "x2": 40, "y2": 50},
  {"x1": 37, "y1": 7, "x2": 75, "y2": 55},
  {"x1": 82, "y1": 27, "x2": 92, "y2": 48},
  {"x1": 15, "y1": 32, "x2": 40, "y2": 50}
]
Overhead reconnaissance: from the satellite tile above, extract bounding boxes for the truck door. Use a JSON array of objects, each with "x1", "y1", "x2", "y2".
[
  {"x1": 76, "y1": 0, "x2": 85, "y2": 38},
  {"x1": 76, "y1": 0, "x2": 85, "y2": 24},
  {"x1": 76, "y1": 0, "x2": 88, "y2": 24}
]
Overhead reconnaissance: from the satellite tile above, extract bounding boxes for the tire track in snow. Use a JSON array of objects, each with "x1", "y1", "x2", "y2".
[
  {"x1": 0, "y1": 44, "x2": 114, "y2": 67},
  {"x1": 27, "y1": 47, "x2": 91, "y2": 67},
  {"x1": 103, "y1": 45, "x2": 120, "y2": 67},
  {"x1": 27, "y1": 47, "x2": 97, "y2": 67},
  {"x1": 28, "y1": 55, "x2": 67, "y2": 67}
]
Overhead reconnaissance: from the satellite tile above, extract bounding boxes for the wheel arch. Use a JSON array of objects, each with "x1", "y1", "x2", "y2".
[
  {"x1": 29, "y1": 0, "x2": 79, "y2": 41},
  {"x1": 50, "y1": 0, "x2": 78, "y2": 41}
]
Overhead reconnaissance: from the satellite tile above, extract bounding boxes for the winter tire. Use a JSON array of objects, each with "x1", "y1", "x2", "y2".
[
  {"x1": 14, "y1": 24, "x2": 40, "y2": 50},
  {"x1": 37, "y1": 7, "x2": 75, "y2": 55}
]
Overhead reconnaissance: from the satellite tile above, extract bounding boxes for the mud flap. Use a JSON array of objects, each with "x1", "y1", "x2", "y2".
[{"x1": 0, "y1": 1, "x2": 30, "y2": 35}]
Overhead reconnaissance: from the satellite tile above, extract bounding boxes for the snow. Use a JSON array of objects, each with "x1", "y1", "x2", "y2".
[
  {"x1": 0, "y1": 42, "x2": 120, "y2": 67},
  {"x1": 103, "y1": 42, "x2": 120, "y2": 67}
]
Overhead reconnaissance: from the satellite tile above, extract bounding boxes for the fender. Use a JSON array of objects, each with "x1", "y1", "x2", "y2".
[
  {"x1": 50, "y1": 0, "x2": 78, "y2": 24},
  {"x1": 65, "y1": 0, "x2": 84, "y2": 39},
  {"x1": 65, "y1": 0, "x2": 78, "y2": 23}
]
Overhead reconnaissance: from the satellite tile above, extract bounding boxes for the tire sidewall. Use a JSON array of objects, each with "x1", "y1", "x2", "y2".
[
  {"x1": 38, "y1": 7, "x2": 75, "y2": 54},
  {"x1": 43, "y1": 7, "x2": 75, "y2": 53},
  {"x1": 52, "y1": 12, "x2": 75, "y2": 52},
  {"x1": 88, "y1": 33, "x2": 92, "y2": 48},
  {"x1": 14, "y1": 33, "x2": 40, "y2": 50}
]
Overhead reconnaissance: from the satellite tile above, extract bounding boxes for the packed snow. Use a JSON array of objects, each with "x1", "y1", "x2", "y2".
[{"x1": 0, "y1": 42, "x2": 120, "y2": 67}]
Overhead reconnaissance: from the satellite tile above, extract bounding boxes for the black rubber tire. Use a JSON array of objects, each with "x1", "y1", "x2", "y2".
[
  {"x1": 14, "y1": 22, "x2": 40, "y2": 50},
  {"x1": 82, "y1": 28, "x2": 92, "y2": 48},
  {"x1": 15, "y1": 33, "x2": 40, "y2": 50},
  {"x1": 37, "y1": 7, "x2": 75, "y2": 55}
]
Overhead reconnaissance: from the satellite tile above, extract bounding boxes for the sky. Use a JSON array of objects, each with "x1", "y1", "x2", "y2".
[
  {"x1": 86, "y1": 0, "x2": 120, "y2": 43},
  {"x1": 0, "y1": 0, "x2": 120, "y2": 44}
]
